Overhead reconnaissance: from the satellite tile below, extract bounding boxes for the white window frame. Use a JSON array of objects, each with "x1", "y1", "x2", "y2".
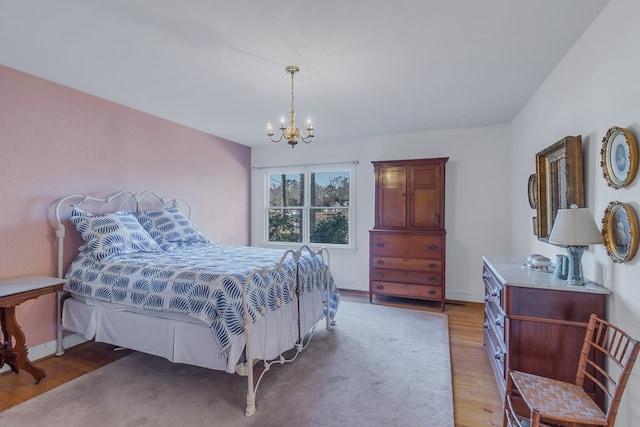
[{"x1": 262, "y1": 162, "x2": 356, "y2": 250}]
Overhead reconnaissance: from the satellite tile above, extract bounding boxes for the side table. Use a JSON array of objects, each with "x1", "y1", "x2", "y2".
[{"x1": 0, "y1": 276, "x2": 65, "y2": 383}]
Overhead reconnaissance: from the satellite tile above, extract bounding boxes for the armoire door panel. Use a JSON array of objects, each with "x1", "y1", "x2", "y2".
[
  {"x1": 409, "y1": 164, "x2": 442, "y2": 228},
  {"x1": 377, "y1": 166, "x2": 407, "y2": 228}
]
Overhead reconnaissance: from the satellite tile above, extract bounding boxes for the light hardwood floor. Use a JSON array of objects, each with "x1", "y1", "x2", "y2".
[{"x1": 0, "y1": 292, "x2": 504, "y2": 426}]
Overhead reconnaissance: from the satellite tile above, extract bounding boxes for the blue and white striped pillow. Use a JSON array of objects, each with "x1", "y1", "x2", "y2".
[
  {"x1": 70, "y1": 206, "x2": 161, "y2": 260},
  {"x1": 134, "y1": 206, "x2": 208, "y2": 251}
]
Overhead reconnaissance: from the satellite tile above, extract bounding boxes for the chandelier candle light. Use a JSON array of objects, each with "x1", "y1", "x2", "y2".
[
  {"x1": 267, "y1": 65, "x2": 314, "y2": 147},
  {"x1": 548, "y1": 205, "x2": 604, "y2": 285}
]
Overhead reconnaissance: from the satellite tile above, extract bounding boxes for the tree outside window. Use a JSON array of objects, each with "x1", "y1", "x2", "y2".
[
  {"x1": 267, "y1": 168, "x2": 352, "y2": 246},
  {"x1": 268, "y1": 173, "x2": 303, "y2": 242}
]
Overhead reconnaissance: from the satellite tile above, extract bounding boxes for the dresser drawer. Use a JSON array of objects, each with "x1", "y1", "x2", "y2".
[
  {"x1": 370, "y1": 233, "x2": 443, "y2": 258},
  {"x1": 484, "y1": 305, "x2": 505, "y2": 347},
  {"x1": 371, "y1": 281, "x2": 442, "y2": 300},
  {"x1": 372, "y1": 257, "x2": 442, "y2": 272},
  {"x1": 482, "y1": 265, "x2": 503, "y2": 310},
  {"x1": 371, "y1": 268, "x2": 442, "y2": 285},
  {"x1": 484, "y1": 279, "x2": 505, "y2": 319},
  {"x1": 484, "y1": 327, "x2": 506, "y2": 389}
]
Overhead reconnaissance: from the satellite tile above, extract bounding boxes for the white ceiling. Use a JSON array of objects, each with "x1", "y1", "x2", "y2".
[{"x1": 1, "y1": 0, "x2": 609, "y2": 147}]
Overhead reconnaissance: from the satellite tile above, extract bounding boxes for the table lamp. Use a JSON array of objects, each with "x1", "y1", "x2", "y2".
[{"x1": 548, "y1": 205, "x2": 604, "y2": 285}]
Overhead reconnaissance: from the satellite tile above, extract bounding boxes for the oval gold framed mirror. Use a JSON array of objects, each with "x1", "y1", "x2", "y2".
[
  {"x1": 602, "y1": 201, "x2": 638, "y2": 263},
  {"x1": 528, "y1": 174, "x2": 537, "y2": 209},
  {"x1": 600, "y1": 126, "x2": 638, "y2": 189}
]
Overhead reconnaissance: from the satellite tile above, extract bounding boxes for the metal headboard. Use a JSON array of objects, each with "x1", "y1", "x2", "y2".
[{"x1": 53, "y1": 190, "x2": 192, "y2": 279}]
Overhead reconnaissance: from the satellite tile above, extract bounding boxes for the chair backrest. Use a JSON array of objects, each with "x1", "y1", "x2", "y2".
[{"x1": 576, "y1": 313, "x2": 640, "y2": 425}]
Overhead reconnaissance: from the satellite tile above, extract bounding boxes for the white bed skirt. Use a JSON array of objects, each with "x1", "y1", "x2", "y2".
[{"x1": 62, "y1": 289, "x2": 326, "y2": 373}]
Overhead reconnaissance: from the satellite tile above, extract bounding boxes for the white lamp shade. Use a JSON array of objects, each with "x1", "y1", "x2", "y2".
[{"x1": 548, "y1": 207, "x2": 604, "y2": 246}]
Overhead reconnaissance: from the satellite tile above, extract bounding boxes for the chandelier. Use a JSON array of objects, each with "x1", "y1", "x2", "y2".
[{"x1": 267, "y1": 65, "x2": 314, "y2": 147}]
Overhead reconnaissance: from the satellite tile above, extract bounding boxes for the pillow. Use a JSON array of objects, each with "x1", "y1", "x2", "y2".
[
  {"x1": 134, "y1": 206, "x2": 208, "y2": 251},
  {"x1": 70, "y1": 205, "x2": 161, "y2": 260}
]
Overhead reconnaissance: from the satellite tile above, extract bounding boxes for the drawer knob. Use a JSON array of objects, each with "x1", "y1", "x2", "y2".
[
  {"x1": 376, "y1": 285, "x2": 384, "y2": 290},
  {"x1": 428, "y1": 290, "x2": 437, "y2": 295},
  {"x1": 376, "y1": 242, "x2": 384, "y2": 247},
  {"x1": 428, "y1": 244, "x2": 438, "y2": 250},
  {"x1": 428, "y1": 263, "x2": 437, "y2": 269},
  {"x1": 428, "y1": 276, "x2": 437, "y2": 282},
  {"x1": 376, "y1": 260, "x2": 384, "y2": 265},
  {"x1": 376, "y1": 272, "x2": 384, "y2": 278}
]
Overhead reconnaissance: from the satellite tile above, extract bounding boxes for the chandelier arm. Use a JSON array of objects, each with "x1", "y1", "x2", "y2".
[{"x1": 269, "y1": 133, "x2": 284, "y2": 143}]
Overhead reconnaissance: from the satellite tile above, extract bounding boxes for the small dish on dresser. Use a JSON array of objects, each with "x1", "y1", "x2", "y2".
[
  {"x1": 522, "y1": 263, "x2": 554, "y2": 272},
  {"x1": 523, "y1": 254, "x2": 553, "y2": 272}
]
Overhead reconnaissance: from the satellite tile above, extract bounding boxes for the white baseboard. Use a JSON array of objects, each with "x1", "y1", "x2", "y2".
[
  {"x1": 0, "y1": 333, "x2": 87, "y2": 374},
  {"x1": 446, "y1": 290, "x2": 484, "y2": 303}
]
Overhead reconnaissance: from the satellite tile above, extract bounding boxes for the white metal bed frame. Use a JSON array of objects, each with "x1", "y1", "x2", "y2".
[{"x1": 53, "y1": 190, "x2": 335, "y2": 417}]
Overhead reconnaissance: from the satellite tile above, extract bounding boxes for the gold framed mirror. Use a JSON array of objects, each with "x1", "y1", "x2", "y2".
[{"x1": 535, "y1": 135, "x2": 584, "y2": 240}]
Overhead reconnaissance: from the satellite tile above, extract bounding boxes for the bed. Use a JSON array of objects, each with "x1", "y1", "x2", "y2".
[{"x1": 53, "y1": 190, "x2": 340, "y2": 416}]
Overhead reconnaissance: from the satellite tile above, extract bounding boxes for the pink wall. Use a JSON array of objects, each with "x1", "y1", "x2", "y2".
[{"x1": 0, "y1": 65, "x2": 251, "y2": 348}]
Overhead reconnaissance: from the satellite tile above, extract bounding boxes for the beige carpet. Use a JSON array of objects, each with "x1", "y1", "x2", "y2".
[{"x1": 0, "y1": 301, "x2": 454, "y2": 427}]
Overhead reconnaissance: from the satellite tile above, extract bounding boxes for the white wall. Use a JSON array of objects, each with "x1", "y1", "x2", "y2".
[
  {"x1": 510, "y1": 0, "x2": 640, "y2": 425},
  {"x1": 251, "y1": 125, "x2": 510, "y2": 303}
]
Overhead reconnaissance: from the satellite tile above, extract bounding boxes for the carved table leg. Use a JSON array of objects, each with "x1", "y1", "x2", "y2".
[
  {"x1": 1, "y1": 307, "x2": 19, "y2": 373},
  {"x1": 1, "y1": 306, "x2": 46, "y2": 383}
]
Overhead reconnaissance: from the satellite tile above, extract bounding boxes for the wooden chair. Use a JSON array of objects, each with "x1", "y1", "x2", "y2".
[{"x1": 503, "y1": 313, "x2": 639, "y2": 427}]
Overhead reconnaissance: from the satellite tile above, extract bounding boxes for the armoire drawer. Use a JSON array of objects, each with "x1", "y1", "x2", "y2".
[
  {"x1": 371, "y1": 257, "x2": 442, "y2": 272},
  {"x1": 371, "y1": 268, "x2": 442, "y2": 285},
  {"x1": 371, "y1": 281, "x2": 442, "y2": 300},
  {"x1": 370, "y1": 233, "x2": 444, "y2": 258}
]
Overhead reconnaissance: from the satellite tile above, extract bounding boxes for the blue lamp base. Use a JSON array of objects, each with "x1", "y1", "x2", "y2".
[{"x1": 565, "y1": 245, "x2": 587, "y2": 285}]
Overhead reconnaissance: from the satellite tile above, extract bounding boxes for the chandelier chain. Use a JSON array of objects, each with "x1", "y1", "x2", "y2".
[{"x1": 290, "y1": 70, "x2": 295, "y2": 114}]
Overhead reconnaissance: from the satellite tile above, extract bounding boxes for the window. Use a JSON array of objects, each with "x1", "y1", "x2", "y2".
[{"x1": 265, "y1": 164, "x2": 354, "y2": 248}]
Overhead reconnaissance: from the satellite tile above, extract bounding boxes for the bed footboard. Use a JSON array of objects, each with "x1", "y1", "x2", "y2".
[{"x1": 240, "y1": 245, "x2": 336, "y2": 417}]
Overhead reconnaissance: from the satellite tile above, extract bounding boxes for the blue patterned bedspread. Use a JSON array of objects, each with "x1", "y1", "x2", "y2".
[{"x1": 64, "y1": 243, "x2": 340, "y2": 351}]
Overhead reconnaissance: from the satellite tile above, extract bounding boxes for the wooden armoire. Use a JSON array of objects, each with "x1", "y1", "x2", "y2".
[{"x1": 369, "y1": 157, "x2": 448, "y2": 309}]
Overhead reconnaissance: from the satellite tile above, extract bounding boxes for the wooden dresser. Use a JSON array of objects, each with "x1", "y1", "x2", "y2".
[
  {"x1": 369, "y1": 158, "x2": 448, "y2": 309},
  {"x1": 482, "y1": 256, "x2": 609, "y2": 407}
]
